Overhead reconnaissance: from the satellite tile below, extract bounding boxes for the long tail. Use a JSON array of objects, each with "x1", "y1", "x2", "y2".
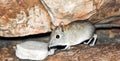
[{"x1": 95, "y1": 24, "x2": 120, "y2": 29}]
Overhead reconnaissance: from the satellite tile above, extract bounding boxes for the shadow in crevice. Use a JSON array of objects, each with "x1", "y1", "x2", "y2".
[
  {"x1": 0, "y1": 32, "x2": 51, "y2": 48},
  {"x1": 0, "y1": 32, "x2": 51, "y2": 41}
]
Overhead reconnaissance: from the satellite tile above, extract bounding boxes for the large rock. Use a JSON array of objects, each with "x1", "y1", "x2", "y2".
[
  {"x1": 44, "y1": 0, "x2": 104, "y2": 25},
  {"x1": 0, "y1": 0, "x2": 120, "y2": 37},
  {"x1": 0, "y1": 0, "x2": 51, "y2": 37}
]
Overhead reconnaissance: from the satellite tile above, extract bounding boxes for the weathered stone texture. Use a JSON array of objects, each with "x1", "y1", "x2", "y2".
[
  {"x1": 46, "y1": 45, "x2": 120, "y2": 61},
  {"x1": 0, "y1": 0, "x2": 51, "y2": 37},
  {"x1": 0, "y1": 0, "x2": 120, "y2": 37}
]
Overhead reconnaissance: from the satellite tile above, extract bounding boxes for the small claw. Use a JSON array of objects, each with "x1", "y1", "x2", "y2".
[{"x1": 89, "y1": 34, "x2": 97, "y2": 46}]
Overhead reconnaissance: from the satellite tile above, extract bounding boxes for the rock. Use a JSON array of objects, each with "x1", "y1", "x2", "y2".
[
  {"x1": 44, "y1": 0, "x2": 105, "y2": 25},
  {"x1": 0, "y1": 0, "x2": 120, "y2": 37},
  {"x1": 15, "y1": 41, "x2": 55, "y2": 60},
  {"x1": 46, "y1": 45, "x2": 120, "y2": 61},
  {"x1": 0, "y1": 47, "x2": 14, "y2": 61},
  {"x1": 0, "y1": 0, "x2": 52, "y2": 37}
]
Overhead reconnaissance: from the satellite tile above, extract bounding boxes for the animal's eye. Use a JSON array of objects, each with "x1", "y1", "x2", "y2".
[{"x1": 56, "y1": 35, "x2": 60, "y2": 39}]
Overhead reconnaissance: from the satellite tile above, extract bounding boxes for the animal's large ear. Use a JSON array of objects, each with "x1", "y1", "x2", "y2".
[{"x1": 59, "y1": 21, "x2": 64, "y2": 32}]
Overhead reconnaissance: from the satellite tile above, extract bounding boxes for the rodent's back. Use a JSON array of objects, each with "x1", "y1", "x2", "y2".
[
  {"x1": 63, "y1": 21, "x2": 95, "y2": 45},
  {"x1": 64, "y1": 21, "x2": 95, "y2": 32}
]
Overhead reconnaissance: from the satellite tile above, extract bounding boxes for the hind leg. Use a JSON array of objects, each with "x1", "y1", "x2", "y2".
[
  {"x1": 89, "y1": 34, "x2": 97, "y2": 46},
  {"x1": 83, "y1": 37, "x2": 93, "y2": 45}
]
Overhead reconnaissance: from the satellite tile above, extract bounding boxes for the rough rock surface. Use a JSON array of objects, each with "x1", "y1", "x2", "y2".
[
  {"x1": 1, "y1": 43, "x2": 120, "y2": 61},
  {"x1": 0, "y1": 0, "x2": 119, "y2": 60},
  {"x1": 44, "y1": 0, "x2": 120, "y2": 25},
  {"x1": 46, "y1": 45, "x2": 120, "y2": 61},
  {"x1": 0, "y1": 0, "x2": 51, "y2": 37},
  {"x1": 44, "y1": 0, "x2": 104, "y2": 25},
  {"x1": 0, "y1": 0, "x2": 120, "y2": 37},
  {"x1": 0, "y1": 31, "x2": 119, "y2": 61}
]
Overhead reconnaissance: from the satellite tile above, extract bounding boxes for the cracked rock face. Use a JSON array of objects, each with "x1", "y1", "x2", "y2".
[
  {"x1": 0, "y1": 0, "x2": 120, "y2": 37},
  {"x1": 0, "y1": 0, "x2": 104, "y2": 37},
  {"x1": 44, "y1": 0, "x2": 104, "y2": 25},
  {"x1": 0, "y1": 0, "x2": 51, "y2": 37}
]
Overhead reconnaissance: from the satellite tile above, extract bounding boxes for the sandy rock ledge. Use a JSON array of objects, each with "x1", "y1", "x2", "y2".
[{"x1": 46, "y1": 45, "x2": 120, "y2": 61}]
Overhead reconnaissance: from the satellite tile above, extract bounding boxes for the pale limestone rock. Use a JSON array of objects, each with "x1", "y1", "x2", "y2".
[{"x1": 16, "y1": 41, "x2": 55, "y2": 60}]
